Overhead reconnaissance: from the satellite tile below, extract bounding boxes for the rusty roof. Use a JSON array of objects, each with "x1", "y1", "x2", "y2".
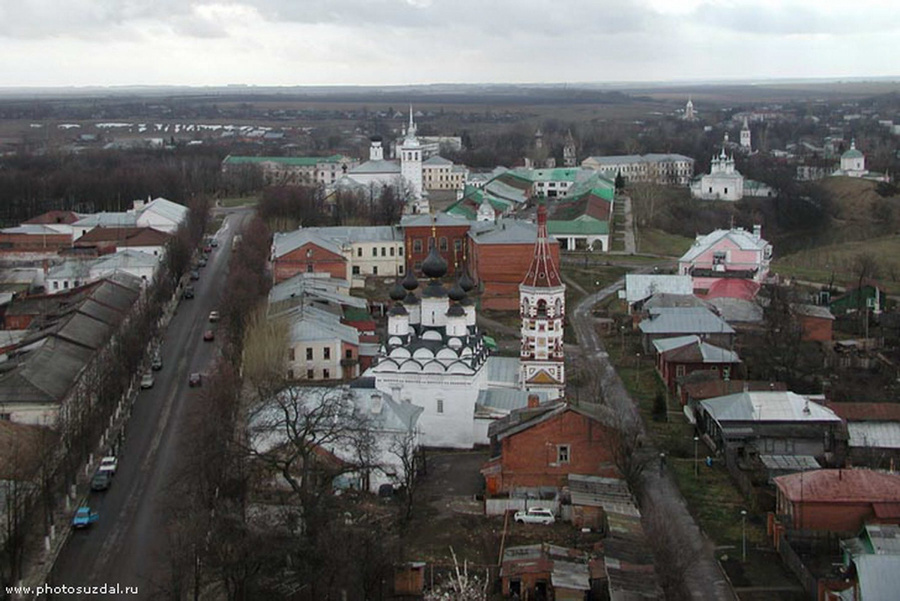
[
  {"x1": 682, "y1": 379, "x2": 787, "y2": 401},
  {"x1": 775, "y1": 469, "x2": 900, "y2": 503},
  {"x1": 826, "y1": 402, "x2": 900, "y2": 422}
]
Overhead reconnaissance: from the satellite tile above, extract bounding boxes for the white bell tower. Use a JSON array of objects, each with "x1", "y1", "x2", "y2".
[{"x1": 519, "y1": 204, "x2": 566, "y2": 400}]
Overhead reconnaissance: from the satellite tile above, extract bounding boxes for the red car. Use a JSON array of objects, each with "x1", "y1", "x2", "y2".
[{"x1": 203, "y1": 330, "x2": 215, "y2": 341}]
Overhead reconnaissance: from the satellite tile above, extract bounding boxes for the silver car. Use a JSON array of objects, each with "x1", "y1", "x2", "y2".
[{"x1": 514, "y1": 507, "x2": 556, "y2": 525}]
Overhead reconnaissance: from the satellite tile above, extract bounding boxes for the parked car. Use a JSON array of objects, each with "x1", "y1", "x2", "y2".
[
  {"x1": 91, "y1": 470, "x2": 112, "y2": 491},
  {"x1": 210, "y1": 238, "x2": 219, "y2": 247},
  {"x1": 208, "y1": 310, "x2": 220, "y2": 322},
  {"x1": 189, "y1": 372, "x2": 202, "y2": 387},
  {"x1": 190, "y1": 270, "x2": 200, "y2": 280},
  {"x1": 151, "y1": 353, "x2": 163, "y2": 371},
  {"x1": 198, "y1": 257, "x2": 207, "y2": 267},
  {"x1": 140, "y1": 373, "x2": 155, "y2": 389},
  {"x1": 203, "y1": 330, "x2": 215, "y2": 342},
  {"x1": 98, "y1": 456, "x2": 118, "y2": 476},
  {"x1": 514, "y1": 507, "x2": 556, "y2": 525},
  {"x1": 202, "y1": 244, "x2": 212, "y2": 254},
  {"x1": 183, "y1": 285, "x2": 195, "y2": 299},
  {"x1": 72, "y1": 506, "x2": 99, "y2": 529}
]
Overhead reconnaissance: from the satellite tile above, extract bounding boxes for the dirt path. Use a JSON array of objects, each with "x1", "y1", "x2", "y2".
[{"x1": 570, "y1": 278, "x2": 737, "y2": 601}]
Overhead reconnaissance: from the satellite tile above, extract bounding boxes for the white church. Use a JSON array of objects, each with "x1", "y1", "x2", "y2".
[
  {"x1": 363, "y1": 206, "x2": 566, "y2": 448},
  {"x1": 341, "y1": 107, "x2": 430, "y2": 215},
  {"x1": 691, "y1": 133, "x2": 774, "y2": 201}
]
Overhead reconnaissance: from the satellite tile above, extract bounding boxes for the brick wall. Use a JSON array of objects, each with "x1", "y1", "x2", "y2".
[
  {"x1": 273, "y1": 242, "x2": 347, "y2": 283},
  {"x1": 492, "y1": 409, "x2": 618, "y2": 492}
]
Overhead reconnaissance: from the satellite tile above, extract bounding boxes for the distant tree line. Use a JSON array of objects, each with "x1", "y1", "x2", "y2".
[{"x1": 0, "y1": 148, "x2": 225, "y2": 225}]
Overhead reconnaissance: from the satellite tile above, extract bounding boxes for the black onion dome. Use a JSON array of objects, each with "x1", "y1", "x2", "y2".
[
  {"x1": 422, "y1": 245, "x2": 448, "y2": 279},
  {"x1": 389, "y1": 281, "x2": 406, "y2": 301},
  {"x1": 401, "y1": 269, "x2": 419, "y2": 291},
  {"x1": 422, "y1": 280, "x2": 447, "y2": 298},
  {"x1": 459, "y1": 270, "x2": 475, "y2": 292},
  {"x1": 448, "y1": 280, "x2": 466, "y2": 302},
  {"x1": 446, "y1": 303, "x2": 466, "y2": 317},
  {"x1": 389, "y1": 304, "x2": 408, "y2": 316},
  {"x1": 403, "y1": 291, "x2": 420, "y2": 305}
]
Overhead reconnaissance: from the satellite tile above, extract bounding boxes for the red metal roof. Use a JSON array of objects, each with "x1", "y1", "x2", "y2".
[
  {"x1": 775, "y1": 469, "x2": 900, "y2": 503},
  {"x1": 75, "y1": 226, "x2": 171, "y2": 247},
  {"x1": 701, "y1": 278, "x2": 760, "y2": 301},
  {"x1": 23, "y1": 210, "x2": 81, "y2": 225}
]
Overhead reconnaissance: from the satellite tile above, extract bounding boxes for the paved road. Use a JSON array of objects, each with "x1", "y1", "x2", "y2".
[
  {"x1": 49, "y1": 212, "x2": 249, "y2": 598},
  {"x1": 570, "y1": 279, "x2": 736, "y2": 601}
]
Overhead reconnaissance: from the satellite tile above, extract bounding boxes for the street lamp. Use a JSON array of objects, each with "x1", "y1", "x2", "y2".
[
  {"x1": 635, "y1": 352, "x2": 641, "y2": 385},
  {"x1": 693, "y1": 436, "x2": 700, "y2": 477},
  {"x1": 741, "y1": 509, "x2": 748, "y2": 563}
]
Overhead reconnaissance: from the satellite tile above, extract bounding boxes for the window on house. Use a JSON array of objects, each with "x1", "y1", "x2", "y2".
[
  {"x1": 399, "y1": 265, "x2": 404, "y2": 274},
  {"x1": 324, "y1": 348, "x2": 331, "y2": 360},
  {"x1": 306, "y1": 348, "x2": 313, "y2": 360},
  {"x1": 323, "y1": 369, "x2": 330, "y2": 379},
  {"x1": 345, "y1": 349, "x2": 353, "y2": 359},
  {"x1": 413, "y1": 239, "x2": 422, "y2": 253},
  {"x1": 306, "y1": 264, "x2": 313, "y2": 273},
  {"x1": 414, "y1": 261, "x2": 422, "y2": 271},
  {"x1": 352, "y1": 266, "x2": 360, "y2": 275},
  {"x1": 306, "y1": 249, "x2": 313, "y2": 258},
  {"x1": 381, "y1": 247, "x2": 386, "y2": 257},
  {"x1": 287, "y1": 369, "x2": 294, "y2": 379},
  {"x1": 454, "y1": 239, "x2": 462, "y2": 252},
  {"x1": 428, "y1": 238, "x2": 435, "y2": 250},
  {"x1": 307, "y1": 369, "x2": 314, "y2": 379},
  {"x1": 676, "y1": 365, "x2": 686, "y2": 377},
  {"x1": 373, "y1": 266, "x2": 378, "y2": 275},
  {"x1": 289, "y1": 348, "x2": 295, "y2": 361},
  {"x1": 390, "y1": 247, "x2": 395, "y2": 256},
  {"x1": 372, "y1": 248, "x2": 377, "y2": 257},
  {"x1": 53, "y1": 281, "x2": 59, "y2": 290},
  {"x1": 399, "y1": 246, "x2": 403, "y2": 255},
  {"x1": 440, "y1": 237, "x2": 448, "y2": 251},
  {"x1": 437, "y1": 399, "x2": 444, "y2": 414},
  {"x1": 557, "y1": 445, "x2": 570, "y2": 464},
  {"x1": 357, "y1": 248, "x2": 362, "y2": 257},
  {"x1": 712, "y1": 251, "x2": 726, "y2": 265}
]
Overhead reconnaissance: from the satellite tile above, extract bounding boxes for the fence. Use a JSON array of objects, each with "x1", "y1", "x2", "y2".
[{"x1": 485, "y1": 497, "x2": 560, "y2": 517}]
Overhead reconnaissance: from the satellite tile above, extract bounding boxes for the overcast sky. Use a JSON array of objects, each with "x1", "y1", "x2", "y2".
[{"x1": 0, "y1": 0, "x2": 897, "y2": 87}]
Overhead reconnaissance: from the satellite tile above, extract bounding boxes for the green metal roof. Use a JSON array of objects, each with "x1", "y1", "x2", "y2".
[{"x1": 223, "y1": 154, "x2": 346, "y2": 166}]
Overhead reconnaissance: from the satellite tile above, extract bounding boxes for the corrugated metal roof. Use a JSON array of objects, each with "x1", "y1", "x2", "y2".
[
  {"x1": 639, "y1": 307, "x2": 734, "y2": 335},
  {"x1": 760, "y1": 455, "x2": 821, "y2": 471},
  {"x1": 848, "y1": 422, "x2": 900, "y2": 449},
  {"x1": 625, "y1": 275, "x2": 694, "y2": 303},
  {"x1": 348, "y1": 159, "x2": 401, "y2": 174},
  {"x1": 485, "y1": 356, "x2": 520, "y2": 386},
  {"x1": 855, "y1": 554, "x2": 900, "y2": 600},
  {"x1": 701, "y1": 391, "x2": 841, "y2": 423},
  {"x1": 139, "y1": 197, "x2": 188, "y2": 224},
  {"x1": 272, "y1": 229, "x2": 344, "y2": 258},
  {"x1": 305, "y1": 225, "x2": 399, "y2": 244},
  {"x1": 476, "y1": 388, "x2": 545, "y2": 412},
  {"x1": 469, "y1": 219, "x2": 540, "y2": 245}
]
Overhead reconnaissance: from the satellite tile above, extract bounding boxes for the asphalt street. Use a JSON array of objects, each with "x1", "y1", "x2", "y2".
[{"x1": 49, "y1": 211, "x2": 250, "y2": 598}]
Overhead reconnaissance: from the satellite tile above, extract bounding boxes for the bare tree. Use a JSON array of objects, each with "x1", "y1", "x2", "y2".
[{"x1": 388, "y1": 428, "x2": 423, "y2": 524}]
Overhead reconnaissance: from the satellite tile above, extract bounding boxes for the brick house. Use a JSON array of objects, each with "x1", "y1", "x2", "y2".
[
  {"x1": 793, "y1": 304, "x2": 834, "y2": 342},
  {"x1": 271, "y1": 230, "x2": 348, "y2": 284},
  {"x1": 774, "y1": 469, "x2": 900, "y2": 533},
  {"x1": 652, "y1": 335, "x2": 741, "y2": 396},
  {"x1": 400, "y1": 213, "x2": 470, "y2": 277},
  {"x1": 481, "y1": 401, "x2": 619, "y2": 496},
  {"x1": 466, "y1": 219, "x2": 559, "y2": 311}
]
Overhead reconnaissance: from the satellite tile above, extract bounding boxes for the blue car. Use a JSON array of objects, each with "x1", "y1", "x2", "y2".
[{"x1": 72, "y1": 506, "x2": 99, "y2": 529}]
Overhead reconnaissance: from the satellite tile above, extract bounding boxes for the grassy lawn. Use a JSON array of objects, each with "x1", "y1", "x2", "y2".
[
  {"x1": 218, "y1": 195, "x2": 259, "y2": 208},
  {"x1": 635, "y1": 228, "x2": 694, "y2": 257},
  {"x1": 561, "y1": 265, "x2": 627, "y2": 308}
]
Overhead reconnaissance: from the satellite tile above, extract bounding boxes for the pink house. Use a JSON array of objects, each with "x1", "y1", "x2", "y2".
[{"x1": 678, "y1": 225, "x2": 772, "y2": 294}]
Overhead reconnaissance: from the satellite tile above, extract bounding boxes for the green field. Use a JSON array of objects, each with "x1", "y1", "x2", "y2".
[{"x1": 635, "y1": 228, "x2": 694, "y2": 257}]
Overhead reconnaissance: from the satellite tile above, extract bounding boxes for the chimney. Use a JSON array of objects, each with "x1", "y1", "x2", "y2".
[
  {"x1": 753, "y1": 224, "x2": 762, "y2": 241},
  {"x1": 527, "y1": 394, "x2": 540, "y2": 408}
]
